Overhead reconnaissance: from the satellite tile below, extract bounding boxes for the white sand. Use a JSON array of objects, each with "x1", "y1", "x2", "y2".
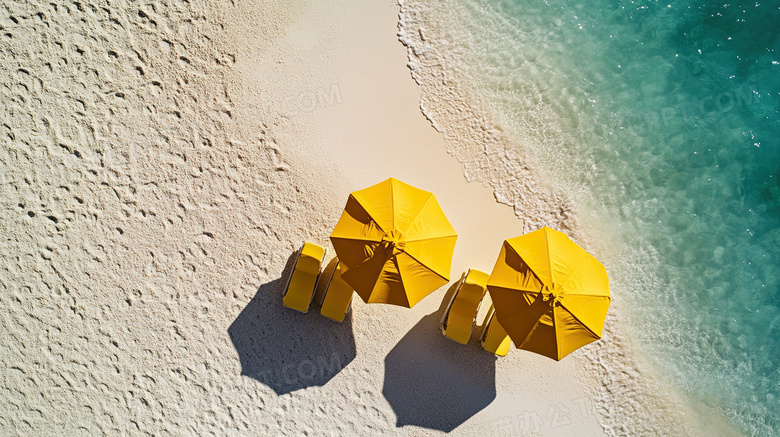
[{"x1": 0, "y1": 0, "x2": 739, "y2": 435}]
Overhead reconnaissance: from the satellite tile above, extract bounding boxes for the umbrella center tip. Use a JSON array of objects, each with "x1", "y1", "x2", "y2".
[
  {"x1": 545, "y1": 282, "x2": 564, "y2": 303},
  {"x1": 381, "y1": 229, "x2": 406, "y2": 254}
]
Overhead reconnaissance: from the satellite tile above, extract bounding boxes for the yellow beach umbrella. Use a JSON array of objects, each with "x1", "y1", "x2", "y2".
[
  {"x1": 487, "y1": 227, "x2": 610, "y2": 360},
  {"x1": 330, "y1": 178, "x2": 458, "y2": 308}
]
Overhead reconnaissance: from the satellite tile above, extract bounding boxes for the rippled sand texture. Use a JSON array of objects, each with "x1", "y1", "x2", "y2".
[
  {"x1": 0, "y1": 1, "x2": 349, "y2": 434},
  {"x1": 1, "y1": 1, "x2": 532, "y2": 435}
]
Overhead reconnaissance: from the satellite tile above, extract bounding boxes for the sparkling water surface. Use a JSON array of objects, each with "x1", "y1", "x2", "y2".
[{"x1": 440, "y1": 0, "x2": 780, "y2": 434}]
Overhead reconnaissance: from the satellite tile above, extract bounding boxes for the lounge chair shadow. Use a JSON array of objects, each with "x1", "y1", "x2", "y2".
[
  {"x1": 382, "y1": 283, "x2": 497, "y2": 432},
  {"x1": 228, "y1": 254, "x2": 356, "y2": 395}
]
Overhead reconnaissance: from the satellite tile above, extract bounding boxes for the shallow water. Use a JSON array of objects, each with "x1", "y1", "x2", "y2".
[{"x1": 401, "y1": 0, "x2": 780, "y2": 435}]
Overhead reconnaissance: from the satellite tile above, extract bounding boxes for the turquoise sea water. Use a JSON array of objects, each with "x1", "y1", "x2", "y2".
[{"x1": 408, "y1": 0, "x2": 779, "y2": 434}]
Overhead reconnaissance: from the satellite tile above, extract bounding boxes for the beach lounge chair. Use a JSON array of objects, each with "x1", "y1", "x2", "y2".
[
  {"x1": 440, "y1": 269, "x2": 489, "y2": 344},
  {"x1": 480, "y1": 304, "x2": 511, "y2": 357},
  {"x1": 282, "y1": 242, "x2": 327, "y2": 313},
  {"x1": 320, "y1": 261, "x2": 354, "y2": 322}
]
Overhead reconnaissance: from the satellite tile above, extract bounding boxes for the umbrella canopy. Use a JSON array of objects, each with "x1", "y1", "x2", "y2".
[
  {"x1": 487, "y1": 226, "x2": 610, "y2": 360},
  {"x1": 330, "y1": 178, "x2": 458, "y2": 308}
]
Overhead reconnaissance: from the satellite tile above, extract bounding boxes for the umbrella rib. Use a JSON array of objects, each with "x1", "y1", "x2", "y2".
[
  {"x1": 390, "y1": 179, "x2": 396, "y2": 231},
  {"x1": 399, "y1": 192, "x2": 434, "y2": 234},
  {"x1": 545, "y1": 228, "x2": 555, "y2": 285},
  {"x1": 504, "y1": 241, "x2": 548, "y2": 290},
  {"x1": 400, "y1": 250, "x2": 449, "y2": 281},
  {"x1": 552, "y1": 302, "x2": 561, "y2": 360},
  {"x1": 558, "y1": 301, "x2": 603, "y2": 339},
  {"x1": 404, "y1": 234, "x2": 458, "y2": 244},
  {"x1": 515, "y1": 293, "x2": 546, "y2": 350},
  {"x1": 393, "y1": 256, "x2": 411, "y2": 307},
  {"x1": 558, "y1": 251, "x2": 590, "y2": 290},
  {"x1": 350, "y1": 194, "x2": 387, "y2": 234},
  {"x1": 488, "y1": 285, "x2": 540, "y2": 297},
  {"x1": 330, "y1": 235, "x2": 382, "y2": 244}
]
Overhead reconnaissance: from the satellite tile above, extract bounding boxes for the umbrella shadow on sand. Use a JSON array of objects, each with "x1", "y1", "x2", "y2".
[
  {"x1": 228, "y1": 255, "x2": 356, "y2": 395},
  {"x1": 382, "y1": 282, "x2": 497, "y2": 432}
]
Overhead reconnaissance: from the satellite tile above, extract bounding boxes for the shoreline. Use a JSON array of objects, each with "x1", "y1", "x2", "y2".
[
  {"x1": 397, "y1": 1, "x2": 747, "y2": 436},
  {"x1": 225, "y1": 0, "x2": 609, "y2": 435},
  {"x1": 0, "y1": 0, "x2": 745, "y2": 435}
]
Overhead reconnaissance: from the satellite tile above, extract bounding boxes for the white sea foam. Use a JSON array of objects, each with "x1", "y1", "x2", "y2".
[{"x1": 398, "y1": 1, "x2": 748, "y2": 435}]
